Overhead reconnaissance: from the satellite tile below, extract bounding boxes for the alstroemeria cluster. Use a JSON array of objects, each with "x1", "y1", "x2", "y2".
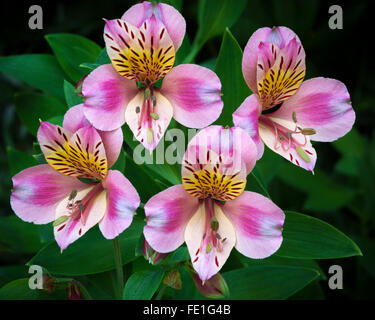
[
  {"x1": 143, "y1": 126, "x2": 285, "y2": 281},
  {"x1": 233, "y1": 26, "x2": 355, "y2": 171},
  {"x1": 82, "y1": 1, "x2": 223, "y2": 151}
]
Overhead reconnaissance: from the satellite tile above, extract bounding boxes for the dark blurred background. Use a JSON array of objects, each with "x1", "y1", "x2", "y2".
[{"x1": 0, "y1": 0, "x2": 374, "y2": 299}]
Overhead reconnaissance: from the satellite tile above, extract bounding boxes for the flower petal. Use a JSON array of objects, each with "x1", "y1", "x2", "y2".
[
  {"x1": 144, "y1": 185, "x2": 199, "y2": 253},
  {"x1": 185, "y1": 202, "x2": 236, "y2": 281},
  {"x1": 11, "y1": 164, "x2": 87, "y2": 224},
  {"x1": 63, "y1": 104, "x2": 123, "y2": 168},
  {"x1": 125, "y1": 90, "x2": 173, "y2": 151},
  {"x1": 39, "y1": 122, "x2": 108, "y2": 179},
  {"x1": 222, "y1": 191, "x2": 285, "y2": 259},
  {"x1": 99, "y1": 170, "x2": 140, "y2": 239},
  {"x1": 259, "y1": 116, "x2": 317, "y2": 171},
  {"x1": 104, "y1": 17, "x2": 175, "y2": 83},
  {"x1": 161, "y1": 64, "x2": 223, "y2": 128},
  {"x1": 54, "y1": 186, "x2": 107, "y2": 251},
  {"x1": 232, "y1": 94, "x2": 264, "y2": 159},
  {"x1": 184, "y1": 125, "x2": 257, "y2": 175},
  {"x1": 242, "y1": 26, "x2": 304, "y2": 95},
  {"x1": 271, "y1": 77, "x2": 355, "y2": 142},
  {"x1": 121, "y1": 1, "x2": 186, "y2": 51},
  {"x1": 82, "y1": 64, "x2": 138, "y2": 131}
]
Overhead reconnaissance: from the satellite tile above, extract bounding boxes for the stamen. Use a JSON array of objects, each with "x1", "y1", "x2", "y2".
[
  {"x1": 210, "y1": 217, "x2": 219, "y2": 231},
  {"x1": 300, "y1": 128, "x2": 316, "y2": 135},
  {"x1": 292, "y1": 111, "x2": 297, "y2": 123},
  {"x1": 69, "y1": 189, "x2": 77, "y2": 200},
  {"x1": 296, "y1": 147, "x2": 311, "y2": 163},
  {"x1": 144, "y1": 88, "x2": 151, "y2": 100},
  {"x1": 150, "y1": 112, "x2": 159, "y2": 120},
  {"x1": 206, "y1": 243, "x2": 213, "y2": 254},
  {"x1": 147, "y1": 128, "x2": 154, "y2": 144},
  {"x1": 53, "y1": 215, "x2": 69, "y2": 227}
]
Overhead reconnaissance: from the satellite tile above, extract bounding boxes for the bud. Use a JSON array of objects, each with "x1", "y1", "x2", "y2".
[
  {"x1": 67, "y1": 282, "x2": 83, "y2": 300},
  {"x1": 190, "y1": 270, "x2": 229, "y2": 299},
  {"x1": 42, "y1": 275, "x2": 55, "y2": 294},
  {"x1": 163, "y1": 269, "x2": 182, "y2": 290},
  {"x1": 143, "y1": 240, "x2": 168, "y2": 265}
]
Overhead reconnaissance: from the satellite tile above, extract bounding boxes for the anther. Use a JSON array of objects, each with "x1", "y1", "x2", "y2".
[
  {"x1": 150, "y1": 112, "x2": 159, "y2": 120},
  {"x1": 215, "y1": 233, "x2": 222, "y2": 240},
  {"x1": 144, "y1": 88, "x2": 151, "y2": 100},
  {"x1": 292, "y1": 111, "x2": 297, "y2": 123},
  {"x1": 210, "y1": 217, "x2": 219, "y2": 231},
  {"x1": 69, "y1": 189, "x2": 77, "y2": 201},
  {"x1": 79, "y1": 203, "x2": 84, "y2": 212},
  {"x1": 300, "y1": 128, "x2": 316, "y2": 135},
  {"x1": 53, "y1": 215, "x2": 69, "y2": 227},
  {"x1": 147, "y1": 128, "x2": 154, "y2": 144},
  {"x1": 296, "y1": 147, "x2": 311, "y2": 163},
  {"x1": 152, "y1": 95, "x2": 157, "y2": 106},
  {"x1": 206, "y1": 243, "x2": 212, "y2": 254}
]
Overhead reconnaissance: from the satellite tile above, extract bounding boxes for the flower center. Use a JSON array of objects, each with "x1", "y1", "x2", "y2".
[{"x1": 182, "y1": 151, "x2": 246, "y2": 201}]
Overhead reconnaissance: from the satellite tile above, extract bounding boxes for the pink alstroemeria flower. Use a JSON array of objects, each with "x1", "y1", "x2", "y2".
[
  {"x1": 10, "y1": 104, "x2": 140, "y2": 251},
  {"x1": 82, "y1": 1, "x2": 223, "y2": 151},
  {"x1": 233, "y1": 26, "x2": 355, "y2": 171},
  {"x1": 143, "y1": 126, "x2": 285, "y2": 281}
]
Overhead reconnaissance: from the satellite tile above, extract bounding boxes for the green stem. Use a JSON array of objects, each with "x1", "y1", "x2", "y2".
[
  {"x1": 113, "y1": 237, "x2": 124, "y2": 300},
  {"x1": 155, "y1": 284, "x2": 167, "y2": 300}
]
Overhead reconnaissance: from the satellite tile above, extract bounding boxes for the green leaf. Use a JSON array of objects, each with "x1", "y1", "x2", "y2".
[
  {"x1": 214, "y1": 29, "x2": 251, "y2": 125},
  {"x1": 0, "y1": 278, "x2": 67, "y2": 300},
  {"x1": 276, "y1": 162, "x2": 355, "y2": 211},
  {"x1": 223, "y1": 265, "x2": 319, "y2": 299},
  {"x1": 0, "y1": 265, "x2": 28, "y2": 288},
  {"x1": 14, "y1": 92, "x2": 68, "y2": 136},
  {"x1": 0, "y1": 54, "x2": 66, "y2": 99},
  {"x1": 45, "y1": 33, "x2": 101, "y2": 82},
  {"x1": 95, "y1": 47, "x2": 111, "y2": 65},
  {"x1": 63, "y1": 80, "x2": 83, "y2": 107},
  {"x1": 277, "y1": 211, "x2": 362, "y2": 259},
  {"x1": 7, "y1": 147, "x2": 38, "y2": 176},
  {"x1": 0, "y1": 216, "x2": 43, "y2": 255},
  {"x1": 28, "y1": 219, "x2": 144, "y2": 276},
  {"x1": 186, "y1": 0, "x2": 247, "y2": 62},
  {"x1": 111, "y1": 148, "x2": 126, "y2": 172},
  {"x1": 123, "y1": 269, "x2": 164, "y2": 300}
]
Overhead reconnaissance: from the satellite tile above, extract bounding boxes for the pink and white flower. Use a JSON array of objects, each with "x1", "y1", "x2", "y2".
[
  {"x1": 233, "y1": 26, "x2": 355, "y2": 171},
  {"x1": 82, "y1": 1, "x2": 223, "y2": 151},
  {"x1": 143, "y1": 126, "x2": 285, "y2": 281},
  {"x1": 10, "y1": 104, "x2": 140, "y2": 251}
]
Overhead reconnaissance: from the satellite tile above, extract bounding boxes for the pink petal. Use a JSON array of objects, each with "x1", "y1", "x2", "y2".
[
  {"x1": 63, "y1": 104, "x2": 123, "y2": 168},
  {"x1": 99, "y1": 170, "x2": 140, "y2": 239},
  {"x1": 271, "y1": 77, "x2": 355, "y2": 142},
  {"x1": 222, "y1": 191, "x2": 285, "y2": 259},
  {"x1": 143, "y1": 185, "x2": 199, "y2": 253},
  {"x1": 54, "y1": 186, "x2": 107, "y2": 251},
  {"x1": 125, "y1": 90, "x2": 173, "y2": 151},
  {"x1": 11, "y1": 164, "x2": 87, "y2": 224},
  {"x1": 259, "y1": 116, "x2": 317, "y2": 171},
  {"x1": 185, "y1": 201, "x2": 236, "y2": 281},
  {"x1": 184, "y1": 125, "x2": 257, "y2": 175},
  {"x1": 121, "y1": 1, "x2": 186, "y2": 51},
  {"x1": 104, "y1": 17, "x2": 175, "y2": 84},
  {"x1": 242, "y1": 26, "x2": 304, "y2": 94},
  {"x1": 82, "y1": 64, "x2": 138, "y2": 131},
  {"x1": 161, "y1": 64, "x2": 223, "y2": 128},
  {"x1": 232, "y1": 94, "x2": 264, "y2": 159}
]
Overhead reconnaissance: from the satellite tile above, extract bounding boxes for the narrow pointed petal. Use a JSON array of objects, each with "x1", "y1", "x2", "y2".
[
  {"x1": 125, "y1": 90, "x2": 173, "y2": 151},
  {"x1": 63, "y1": 104, "x2": 123, "y2": 168},
  {"x1": 185, "y1": 202, "x2": 236, "y2": 281},
  {"x1": 104, "y1": 17, "x2": 175, "y2": 83},
  {"x1": 144, "y1": 185, "x2": 199, "y2": 253},
  {"x1": 11, "y1": 164, "x2": 87, "y2": 224},
  {"x1": 82, "y1": 64, "x2": 138, "y2": 131},
  {"x1": 54, "y1": 186, "x2": 107, "y2": 251},
  {"x1": 232, "y1": 94, "x2": 264, "y2": 159},
  {"x1": 222, "y1": 191, "x2": 285, "y2": 259},
  {"x1": 99, "y1": 170, "x2": 140, "y2": 239},
  {"x1": 161, "y1": 64, "x2": 223, "y2": 128},
  {"x1": 271, "y1": 77, "x2": 355, "y2": 142},
  {"x1": 121, "y1": 1, "x2": 186, "y2": 51},
  {"x1": 38, "y1": 122, "x2": 108, "y2": 179},
  {"x1": 259, "y1": 116, "x2": 317, "y2": 171},
  {"x1": 242, "y1": 26, "x2": 304, "y2": 95}
]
